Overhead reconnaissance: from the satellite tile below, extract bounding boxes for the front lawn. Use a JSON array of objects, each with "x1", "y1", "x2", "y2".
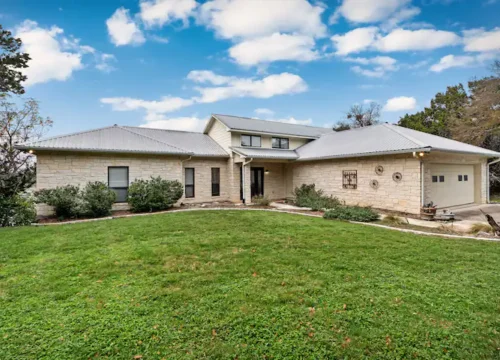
[{"x1": 1, "y1": 211, "x2": 500, "y2": 359}]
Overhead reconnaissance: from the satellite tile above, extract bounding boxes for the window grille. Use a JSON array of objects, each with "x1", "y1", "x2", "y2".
[{"x1": 343, "y1": 170, "x2": 357, "y2": 189}]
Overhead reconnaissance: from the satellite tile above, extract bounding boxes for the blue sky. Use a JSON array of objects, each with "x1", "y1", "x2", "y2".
[{"x1": 2, "y1": 0, "x2": 500, "y2": 136}]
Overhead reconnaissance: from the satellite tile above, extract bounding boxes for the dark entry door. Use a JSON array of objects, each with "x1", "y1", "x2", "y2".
[{"x1": 251, "y1": 167, "x2": 264, "y2": 197}]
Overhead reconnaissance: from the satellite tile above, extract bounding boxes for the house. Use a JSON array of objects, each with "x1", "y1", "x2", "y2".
[{"x1": 16, "y1": 114, "x2": 500, "y2": 216}]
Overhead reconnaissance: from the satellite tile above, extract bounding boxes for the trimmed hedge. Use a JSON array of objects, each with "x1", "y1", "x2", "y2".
[{"x1": 323, "y1": 206, "x2": 379, "y2": 222}]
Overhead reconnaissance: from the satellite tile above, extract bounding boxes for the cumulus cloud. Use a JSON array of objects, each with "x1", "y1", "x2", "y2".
[
  {"x1": 14, "y1": 20, "x2": 111, "y2": 86},
  {"x1": 383, "y1": 96, "x2": 417, "y2": 111},
  {"x1": 430, "y1": 53, "x2": 497, "y2": 72},
  {"x1": 228, "y1": 33, "x2": 319, "y2": 66},
  {"x1": 463, "y1": 27, "x2": 500, "y2": 52},
  {"x1": 254, "y1": 108, "x2": 275, "y2": 116},
  {"x1": 106, "y1": 8, "x2": 145, "y2": 46},
  {"x1": 330, "y1": 0, "x2": 412, "y2": 24},
  {"x1": 186, "y1": 70, "x2": 235, "y2": 85},
  {"x1": 343, "y1": 56, "x2": 398, "y2": 78},
  {"x1": 139, "y1": 0, "x2": 198, "y2": 28},
  {"x1": 100, "y1": 96, "x2": 194, "y2": 113},
  {"x1": 273, "y1": 117, "x2": 312, "y2": 125},
  {"x1": 140, "y1": 115, "x2": 207, "y2": 132},
  {"x1": 331, "y1": 27, "x2": 460, "y2": 55},
  {"x1": 197, "y1": 0, "x2": 326, "y2": 39}
]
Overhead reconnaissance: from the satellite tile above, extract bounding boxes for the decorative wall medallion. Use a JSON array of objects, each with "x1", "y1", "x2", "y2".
[
  {"x1": 392, "y1": 172, "x2": 403, "y2": 182},
  {"x1": 370, "y1": 179, "x2": 379, "y2": 189},
  {"x1": 375, "y1": 165, "x2": 384, "y2": 175}
]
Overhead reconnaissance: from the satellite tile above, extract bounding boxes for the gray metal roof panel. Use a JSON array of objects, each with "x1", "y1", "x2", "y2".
[
  {"x1": 231, "y1": 146, "x2": 298, "y2": 160},
  {"x1": 213, "y1": 114, "x2": 332, "y2": 138}
]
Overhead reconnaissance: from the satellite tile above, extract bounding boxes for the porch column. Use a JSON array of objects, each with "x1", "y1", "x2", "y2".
[{"x1": 243, "y1": 163, "x2": 252, "y2": 204}]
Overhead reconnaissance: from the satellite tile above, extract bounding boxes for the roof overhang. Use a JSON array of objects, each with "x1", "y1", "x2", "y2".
[
  {"x1": 296, "y1": 147, "x2": 432, "y2": 162},
  {"x1": 231, "y1": 146, "x2": 298, "y2": 160}
]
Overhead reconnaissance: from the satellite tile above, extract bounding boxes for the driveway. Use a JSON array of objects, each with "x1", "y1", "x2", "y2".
[{"x1": 452, "y1": 204, "x2": 500, "y2": 222}]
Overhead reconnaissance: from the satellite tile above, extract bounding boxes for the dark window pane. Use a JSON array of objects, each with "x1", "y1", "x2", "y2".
[
  {"x1": 439, "y1": 175, "x2": 445, "y2": 182},
  {"x1": 211, "y1": 168, "x2": 220, "y2": 196},
  {"x1": 112, "y1": 188, "x2": 128, "y2": 202},
  {"x1": 432, "y1": 176, "x2": 438, "y2": 183},
  {"x1": 464, "y1": 175, "x2": 468, "y2": 181},
  {"x1": 281, "y1": 138, "x2": 289, "y2": 149},
  {"x1": 252, "y1": 136, "x2": 261, "y2": 147},
  {"x1": 185, "y1": 168, "x2": 194, "y2": 185},
  {"x1": 185, "y1": 168, "x2": 195, "y2": 198},
  {"x1": 272, "y1": 137, "x2": 280, "y2": 148},
  {"x1": 241, "y1": 135, "x2": 251, "y2": 146},
  {"x1": 109, "y1": 167, "x2": 128, "y2": 187},
  {"x1": 458, "y1": 175, "x2": 463, "y2": 181},
  {"x1": 185, "y1": 185, "x2": 194, "y2": 198}
]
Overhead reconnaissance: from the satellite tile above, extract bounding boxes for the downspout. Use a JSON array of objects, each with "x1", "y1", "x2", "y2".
[
  {"x1": 180, "y1": 155, "x2": 192, "y2": 187},
  {"x1": 487, "y1": 158, "x2": 500, "y2": 203},
  {"x1": 420, "y1": 161, "x2": 425, "y2": 207},
  {"x1": 242, "y1": 157, "x2": 253, "y2": 204}
]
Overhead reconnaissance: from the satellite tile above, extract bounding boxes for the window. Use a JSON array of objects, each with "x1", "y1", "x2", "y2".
[
  {"x1": 432, "y1": 176, "x2": 438, "y2": 183},
  {"x1": 241, "y1": 134, "x2": 261, "y2": 147},
  {"x1": 464, "y1": 175, "x2": 468, "y2": 181},
  {"x1": 272, "y1": 137, "x2": 290, "y2": 149},
  {"x1": 211, "y1": 168, "x2": 220, "y2": 196},
  {"x1": 458, "y1": 175, "x2": 463, "y2": 181},
  {"x1": 342, "y1": 170, "x2": 357, "y2": 189},
  {"x1": 108, "y1": 167, "x2": 129, "y2": 203},
  {"x1": 185, "y1": 168, "x2": 195, "y2": 198},
  {"x1": 439, "y1": 175, "x2": 445, "y2": 182}
]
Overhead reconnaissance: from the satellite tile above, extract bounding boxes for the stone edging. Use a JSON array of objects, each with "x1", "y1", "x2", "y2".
[{"x1": 31, "y1": 208, "x2": 499, "y2": 242}]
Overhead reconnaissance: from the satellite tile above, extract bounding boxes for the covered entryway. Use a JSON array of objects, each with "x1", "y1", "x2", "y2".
[{"x1": 429, "y1": 164, "x2": 474, "y2": 208}]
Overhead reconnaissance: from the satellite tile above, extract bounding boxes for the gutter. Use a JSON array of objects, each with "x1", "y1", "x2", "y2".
[
  {"x1": 487, "y1": 158, "x2": 500, "y2": 203},
  {"x1": 241, "y1": 158, "x2": 253, "y2": 204}
]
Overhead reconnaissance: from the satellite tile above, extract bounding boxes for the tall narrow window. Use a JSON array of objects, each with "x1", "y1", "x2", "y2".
[
  {"x1": 185, "y1": 168, "x2": 195, "y2": 198},
  {"x1": 108, "y1": 167, "x2": 129, "y2": 202},
  {"x1": 211, "y1": 168, "x2": 220, "y2": 196}
]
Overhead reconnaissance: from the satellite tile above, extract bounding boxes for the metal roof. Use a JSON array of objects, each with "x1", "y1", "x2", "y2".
[
  {"x1": 296, "y1": 123, "x2": 500, "y2": 160},
  {"x1": 209, "y1": 114, "x2": 332, "y2": 138},
  {"x1": 16, "y1": 125, "x2": 229, "y2": 157},
  {"x1": 231, "y1": 146, "x2": 298, "y2": 160}
]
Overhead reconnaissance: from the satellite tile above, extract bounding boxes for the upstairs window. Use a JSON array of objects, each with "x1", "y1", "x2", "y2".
[
  {"x1": 272, "y1": 137, "x2": 290, "y2": 149},
  {"x1": 185, "y1": 168, "x2": 195, "y2": 198},
  {"x1": 241, "y1": 134, "x2": 261, "y2": 147},
  {"x1": 211, "y1": 168, "x2": 220, "y2": 196},
  {"x1": 108, "y1": 167, "x2": 129, "y2": 202}
]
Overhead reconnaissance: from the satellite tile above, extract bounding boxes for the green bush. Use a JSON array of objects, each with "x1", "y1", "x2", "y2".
[
  {"x1": 252, "y1": 195, "x2": 270, "y2": 206},
  {"x1": 35, "y1": 185, "x2": 83, "y2": 219},
  {"x1": 292, "y1": 183, "x2": 341, "y2": 210},
  {"x1": 82, "y1": 182, "x2": 116, "y2": 218},
  {"x1": 128, "y1": 177, "x2": 183, "y2": 213},
  {"x1": 323, "y1": 206, "x2": 379, "y2": 222},
  {"x1": 0, "y1": 195, "x2": 37, "y2": 227}
]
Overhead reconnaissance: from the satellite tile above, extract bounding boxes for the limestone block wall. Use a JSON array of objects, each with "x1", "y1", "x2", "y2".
[
  {"x1": 35, "y1": 151, "x2": 231, "y2": 216},
  {"x1": 250, "y1": 162, "x2": 286, "y2": 200},
  {"x1": 290, "y1": 154, "x2": 422, "y2": 214},
  {"x1": 421, "y1": 151, "x2": 487, "y2": 205}
]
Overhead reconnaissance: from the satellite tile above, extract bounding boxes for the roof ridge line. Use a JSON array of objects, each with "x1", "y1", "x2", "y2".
[
  {"x1": 122, "y1": 125, "x2": 202, "y2": 134},
  {"x1": 381, "y1": 123, "x2": 427, "y2": 148},
  {"x1": 118, "y1": 126, "x2": 192, "y2": 154},
  {"x1": 212, "y1": 113, "x2": 331, "y2": 130},
  {"x1": 20, "y1": 125, "x2": 118, "y2": 146}
]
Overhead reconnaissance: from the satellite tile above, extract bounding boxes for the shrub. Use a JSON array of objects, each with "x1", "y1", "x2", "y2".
[
  {"x1": 0, "y1": 195, "x2": 37, "y2": 227},
  {"x1": 35, "y1": 185, "x2": 83, "y2": 219},
  {"x1": 381, "y1": 214, "x2": 406, "y2": 225},
  {"x1": 292, "y1": 183, "x2": 341, "y2": 210},
  {"x1": 128, "y1": 177, "x2": 183, "y2": 213},
  {"x1": 469, "y1": 223, "x2": 493, "y2": 235},
  {"x1": 252, "y1": 195, "x2": 270, "y2": 206},
  {"x1": 323, "y1": 206, "x2": 379, "y2": 222},
  {"x1": 82, "y1": 181, "x2": 116, "y2": 217}
]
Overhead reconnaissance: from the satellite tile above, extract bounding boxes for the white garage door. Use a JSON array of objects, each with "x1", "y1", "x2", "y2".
[{"x1": 429, "y1": 164, "x2": 474, "y2": 208}]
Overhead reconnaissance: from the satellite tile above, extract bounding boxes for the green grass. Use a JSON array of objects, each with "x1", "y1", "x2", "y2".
[{"x1": 1, "y1": 211, "x2": 500, "y2": 359}]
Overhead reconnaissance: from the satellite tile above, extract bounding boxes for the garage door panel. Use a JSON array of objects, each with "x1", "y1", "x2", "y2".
[{"x1": 429, "y1": 164, "x2": 474, "y2": 208}]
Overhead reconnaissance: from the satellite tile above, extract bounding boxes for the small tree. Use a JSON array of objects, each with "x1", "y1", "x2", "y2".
[
  {"x1": 333, "y1": 102, "x2": 381, "y2": 131},
  {"x1": 0, "y1": 24, "x2": 31, "y2": 95},
  {"x1": 0, "y1": 96, "x2": 52, "y2": 197}
]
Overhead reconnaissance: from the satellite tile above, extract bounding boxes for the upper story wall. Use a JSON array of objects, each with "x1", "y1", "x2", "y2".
[
  {"x1": 230, "y1": 131, "x2": 310, "y2": 150},
  {"x1": 206, "y1": 119, "x2": 232, "y2": 155}
]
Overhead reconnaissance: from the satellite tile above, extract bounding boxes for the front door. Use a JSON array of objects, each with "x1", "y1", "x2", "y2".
[{"x1": 251, "y1": 167, "x2": 264, "y2": 197}]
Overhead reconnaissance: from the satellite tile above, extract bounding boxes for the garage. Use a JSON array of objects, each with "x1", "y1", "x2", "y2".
[{"x1": 428, "y1": 164, "x2": 474, "y2": 208}]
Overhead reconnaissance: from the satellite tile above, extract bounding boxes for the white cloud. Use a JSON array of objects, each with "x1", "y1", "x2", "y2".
[
  {"x1": 376, "y1": 28, "x2": 460, "y2": 51},
  {"x1": 331, "y1": 0, "x2": 412, "y2": 23},
  {"x1": 194, "y1": 72, "x2": 308, "y2": 103},
  {"x1": 363, "y1": 99, "x2": 375, "y2": 104},
  {"x1": 186, "y1": 70, "x2": 234, "y2": 85},
  {"x1": 274, "y1": 117, "x2": 312, "y2": 125},
  {"x1": 228, "y1": 33, "x2": 319, "y2": 66},
  {"x1": 351, "y1": 66, "x2": 387, "y2": 78},
  {"x1": 140, "y1": 115, "x2": 207, "y2": 132},
  {"x1": 15, "y1": 20, "x2": 84, "y2": 86},
  {"x1": 381, "y1": 6, "x2": 421, "y2": 31},
  {"x1": 332, "y1": 27, "x2": 460, "y2": 55},
  {"x1": 463, "y1": 27, "x2": 500, "y2": 52},
  {"x1": 331, "y1": 27, "x2": 379, "y2": 55},
  {"x1": 198, "y1": 0, "x2": 326, "y2": 39},
  {"x1": 95, "y1": 53, "x2": 117, "y2": 73},
  {"x1": 139, "y1": 0, "x2": 198, "y2": 28},
  {"x1": 254, "y1": 108, "x2": 275, "y2": 116},
  {"x1": 149, "y1": 34, "x2": 170, "y2": 43},
  {"x1": 344, "y1": 56, "x2": 398, "y2": 77},
  {"x1": 100, "y1": 96, "x2": 195, "y2": 113},
  {"x1": 383, "y1": 96, "x2": 417, "y2": 111},
  {"x1": 430, "y1": 53, "x2": 497, "y2": 72},
  {"x1": 106, "y1": 8, "x2": 145, "y2": 46}
]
